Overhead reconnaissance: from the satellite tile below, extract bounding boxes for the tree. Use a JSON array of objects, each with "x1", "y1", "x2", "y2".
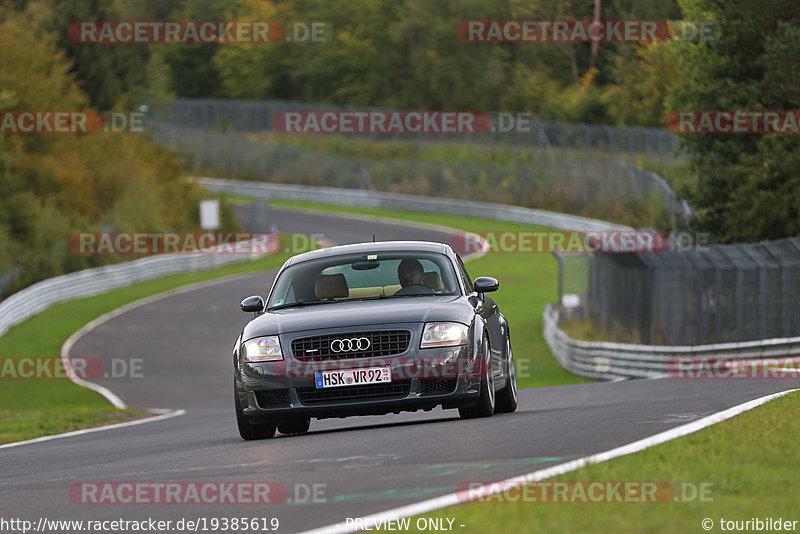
[
  {"x1": 156, "y1": 0, "x2": 238, "y2": 99},
  {"x1": 44, "y1": 0, "x2": 159, "y2": 110},
  {"x1": 0, "y1": 7, "x2": 234, "y2": 297},
  {"x1": 667, "y1": 0, "x2": 800, "y2": 242}
]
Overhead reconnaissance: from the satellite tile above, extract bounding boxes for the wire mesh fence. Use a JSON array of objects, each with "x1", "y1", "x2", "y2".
[
  {"x1": 587, "y1": 237, "x2": 800, "y2": 345},
  {"x1": 153, "y1": 98, "x2": 682, "y2": 165},
  {"x1": 150, "y1": 121, "x2": 691, "y2": 227},
  {"x1": 553, "y1": 252, "x2": 591, "y2": 322}
]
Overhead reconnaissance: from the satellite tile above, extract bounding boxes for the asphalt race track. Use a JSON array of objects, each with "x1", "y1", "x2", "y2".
[{"x1": 1, "y1": 207, "x2": 797, "y2": 533}]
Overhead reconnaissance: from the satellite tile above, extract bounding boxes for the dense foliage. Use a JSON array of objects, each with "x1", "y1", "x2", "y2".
[
  {"x1": 668, "y1": 0, "x2": 800, "y2": 242},
  {"x1": 0, "y1": 7, "x2": 235, "y2": 297},
  {"x1": 1, "y1": 0, "x2": 798, "y2": 300}
]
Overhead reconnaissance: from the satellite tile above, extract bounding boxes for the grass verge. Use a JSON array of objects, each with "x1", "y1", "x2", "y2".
[
  {"x1": 269, "y1": 199, "x2": 593, "y2": 389},
  {"x1": 402, "y1": 390, "x2": 800, "y2": 533},
  {"x1": 559, "y1": 319, "x2": 617, "y2": 343},
  {"x1": 240, "y1": 131, "x2": 682, "y2": 168},
  {"x1": 0, "y1": 247, "x2": 298, "y2": 445}
]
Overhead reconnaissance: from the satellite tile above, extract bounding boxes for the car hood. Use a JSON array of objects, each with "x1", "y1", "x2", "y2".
[{"x1": 242, "y1": 295, "x2": 475, "y2": 338}]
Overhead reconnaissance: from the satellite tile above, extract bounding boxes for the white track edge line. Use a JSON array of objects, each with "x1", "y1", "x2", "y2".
[
  {"x1": 298, "y1": 387, "x2": 798, "y2": 534},
  {"x1": 0, "y1": 409, "x2": 186, "y2": 450},
  {"x1": 60, "y1": 271, "x2": 274, "y2": 410},
  {"x1": 0, "y1": 272, "x2": 270, "y2": 449},
  {"x1": 3, "y1": 269, "x2": 267, "y2": 449}
]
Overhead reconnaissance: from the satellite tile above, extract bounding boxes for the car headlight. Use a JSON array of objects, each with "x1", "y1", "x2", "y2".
[
  {"x1": 243, "y1": 336, "x2": 283, "y2": 362},
  {"x1": 421, "y1": 322, "x2": 469, "y2": 348}
]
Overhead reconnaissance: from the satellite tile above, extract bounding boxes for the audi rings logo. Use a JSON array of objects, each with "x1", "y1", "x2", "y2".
[{"x1": 331, "y1": 337, "x2": 371, "y2": 353}]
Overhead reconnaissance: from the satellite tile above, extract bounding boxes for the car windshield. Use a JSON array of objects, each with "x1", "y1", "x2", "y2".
[{"x1": 267, "y1": 251, "x2": 460, "y2": 308}]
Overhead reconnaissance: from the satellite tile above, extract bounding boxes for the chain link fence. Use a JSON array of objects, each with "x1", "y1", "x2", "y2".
[
  {"x1": 150, "y1": 121, "x2": 691, "y2": 227},
  {"x1": 554, "y1": 252, "x2": 591, "y2": 321},
  {"x1": 154, "y1": 98, "x2": 682, "y2": 165},
  {"x1": 587, "y1": 238, "x2": 800, "y2": 345}
]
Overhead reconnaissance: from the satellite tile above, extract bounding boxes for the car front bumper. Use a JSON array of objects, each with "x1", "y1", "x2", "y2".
[{"x1": 236, "y1": 325, "x2": 483, "y2": 420}]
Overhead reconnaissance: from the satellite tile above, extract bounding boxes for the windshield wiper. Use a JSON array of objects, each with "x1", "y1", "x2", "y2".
[
  {"x1": 267, "y1": 299, "x2": 340, "y2": 311},
  {"x1": 348, "y1": 295, "x2": 388, "y2": 302},
  {"x1": 385, "y1": 293, "x2": 447, "y2": 299}
]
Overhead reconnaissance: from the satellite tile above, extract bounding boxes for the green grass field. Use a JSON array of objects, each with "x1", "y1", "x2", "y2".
[
  {"x1": 239, "y1": 130, "x2": 684, "y2": 170},
  {"x1": 403, "y1": 390, "x2": 800, "y2": 533}
]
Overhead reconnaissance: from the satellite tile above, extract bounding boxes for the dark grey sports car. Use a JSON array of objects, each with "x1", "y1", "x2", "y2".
[{"x1": 233, "y1": 241, "x2": 517, "y2": 440}]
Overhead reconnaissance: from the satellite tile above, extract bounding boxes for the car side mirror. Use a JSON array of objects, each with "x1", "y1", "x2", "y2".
[
  {"x1": 473, "y1": 277, "x2": 499, "y2": 293},
  {"x1": 240, "y1": 295, "x2": 265, "y2": 314}
]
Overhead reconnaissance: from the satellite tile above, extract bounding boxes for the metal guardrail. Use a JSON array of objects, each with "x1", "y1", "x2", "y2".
[
  {"x1": 193, "y1": 177, "x2": 631, "y2": 234},
  {"x1": 544, "y1": 303, "x2": 800, "y2": 380},
  {"x1": 0, "y1": 236, "x2": 280, "y2": 339}
]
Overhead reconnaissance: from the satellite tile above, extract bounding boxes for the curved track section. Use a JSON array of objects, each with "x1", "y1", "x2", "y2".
[{"x1": 0, "y1": 207, "x2": 797, "y2": 533}]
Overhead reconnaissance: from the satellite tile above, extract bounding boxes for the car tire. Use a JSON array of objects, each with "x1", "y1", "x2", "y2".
[
  {"x1": 235, "y1": 379, "x2": 276, "y2": 440},
  {"x1": 278, "y1": 417, "x2": 311, "y2": 435},
  {"x1": 459, "y1": 337, "x2": 495, "y2": 419},
  {"x1": 495, "y1": 338, "x2": 518, "y2": 414}
]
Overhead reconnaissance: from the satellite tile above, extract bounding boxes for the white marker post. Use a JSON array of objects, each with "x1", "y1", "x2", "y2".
[{"x1": 199, "y1": 199, "x2": 220, "y2": 230}]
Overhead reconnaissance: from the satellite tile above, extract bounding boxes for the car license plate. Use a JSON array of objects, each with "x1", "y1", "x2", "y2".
[{"x1": 314, "y1": 366, "x2": 391, "y2": 389}]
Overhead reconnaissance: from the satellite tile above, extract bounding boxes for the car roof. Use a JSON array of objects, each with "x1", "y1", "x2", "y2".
[{"x1": 282, "y1": 240, "x2": 453, "y2": 267}]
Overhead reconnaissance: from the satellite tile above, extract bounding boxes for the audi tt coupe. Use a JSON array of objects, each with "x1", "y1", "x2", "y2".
[{"x1": 233, "y1": 241, "x2": 517, "y2": 439}]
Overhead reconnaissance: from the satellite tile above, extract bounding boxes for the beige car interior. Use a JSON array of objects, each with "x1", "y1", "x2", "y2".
[{"x1": 314, "y1": 271, "x2": 445, "y2": 300}]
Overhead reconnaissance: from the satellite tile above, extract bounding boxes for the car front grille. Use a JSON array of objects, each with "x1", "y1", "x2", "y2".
[
  {"x1": 297, "y1": 380, "x2": 412, "y2": 404},
  {"x1": 420, "y1": 379, "x2": 458, "y2": 395},
  {"x1": 254, "y1": 389, "x2": 290, "y2": 408},
  {"x1": 291, "y1": 330, "x2": 411, "y2": 361}
]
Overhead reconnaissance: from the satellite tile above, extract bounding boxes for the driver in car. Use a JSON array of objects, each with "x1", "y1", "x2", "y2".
[{"x1": 394, "y1": 258, "x2": 435, "y2": 295}]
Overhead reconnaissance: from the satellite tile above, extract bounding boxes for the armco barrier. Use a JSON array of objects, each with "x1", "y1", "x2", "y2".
[
  {"x1": 0, "y1": 236, "x2": 280, "y2": 338},
  {"x1": 192, "y1": 177, "x2": 631, "y2": 233},
  {"x1": 544, "y1": 303, "x2": 800, "y2": 380}
]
